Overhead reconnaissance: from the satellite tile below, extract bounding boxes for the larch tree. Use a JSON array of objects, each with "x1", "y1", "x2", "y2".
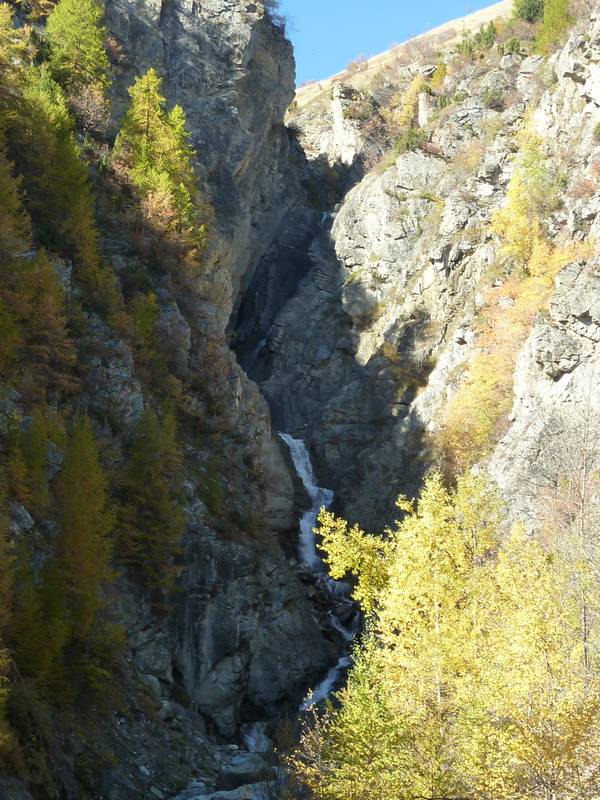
[
  {"x1": 55, "y1": 415, "x2": 114, "y2": 641},
  {"x1": 0, "y1": 6, "x2": 33, "y2": 117},
  {"x1": 10, "y1": 538, "x2": 48, "y2": 680},
  {"x1": 0, "y1": 485, "x2": 12, "y2": 746},
  {"x1": 113, "y1": 68, "x2": 209, "y2": 258},
  {"x1": 45, "y1": 0, "x2": 110, "y2": 91},
  {"x1": 0, "y1": 141, "x2": 29, "y2": 375},
  {"x1": 118, "y1": 408, "x2": 184, "y2": 594},
  {"x1": 20, "y1": 410, "x2": 51, "y2": 518},
  {"x1": 14, "y1": 66, "x2": 121, "y2": 317},
  {"x1": 0, "y1": 139, "x2": 76, "y2": 401}
]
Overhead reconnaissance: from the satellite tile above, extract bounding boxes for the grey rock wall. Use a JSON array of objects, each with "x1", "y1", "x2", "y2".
[{"x1": 244, "y1": 5, "x2": 600, "y2": 533}]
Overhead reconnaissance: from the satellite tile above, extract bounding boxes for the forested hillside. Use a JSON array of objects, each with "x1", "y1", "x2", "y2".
[{"x1": 0, "y1": 0, "x2": 332, "y2": 796}]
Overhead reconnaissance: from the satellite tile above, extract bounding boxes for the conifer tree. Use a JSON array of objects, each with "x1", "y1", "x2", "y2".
[
  {"x1": 0, "y1": 6, "x2": 33, "y2": 117},
  {"x1": 0, "y1": 485, "x2": 13, "y2": 633},
  {"x1": 0, "y1": 142, "x2": 30, "y2": 263},
  {"x1": 536, "y1": 0, "x2": 570, "y2": 53},
  {"x1": 0, "y1": 23, "x2": 96, "y2": 277},
  {"x1": 114, "y1": 69, "x2": 209, "y2": 257},
  {"x1": 0, "y1": 487, "x2": 12, "y2": 745},
  {"x1": 119, "y1": 408, "x2": 184, "y2": 593},
  {"x1": 17, "y1": 252, "x2": 78, "y2": 402},
  {"x1": 19, "y1": 68, "x2": 96, "y2": 253},
  {"x1": 10, "y1": 538, "x2": 47, "y2": 679},
  {"x1": 0, "y1": 138, "x2": 77, "y2": 399},
  {"x1": 0, "y1": 141, "x2": 28, "y2": 374},
  {"x1": 55, "y1": 415, "x2": 114, "y2": 641},
  {"x1": 292, "y1": 639, "x2": 408, "y2": 800},
  {"x1": 6, "y1": 442, "x2": 30, "y2": 505},
  {"x1": 513, "y1": 0, "x2": 545, "y2": 22},
  {"x1": 45, "y1": 0, "x2": 110, "y2": 91},
  {"x1": 20, "y1": 411, "x2": 51, "y2": 518},
  {"x1": 13, "y1": 66, "x2": 121, "y2": 316}
]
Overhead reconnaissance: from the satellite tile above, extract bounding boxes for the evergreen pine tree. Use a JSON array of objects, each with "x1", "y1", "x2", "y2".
[{"x1": 513, "y1": 0, "x2": 545, "y2": 22}]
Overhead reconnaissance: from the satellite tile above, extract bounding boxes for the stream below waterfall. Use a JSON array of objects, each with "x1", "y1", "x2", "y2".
[
  {"x1": 278, "y1": 434, "x2": 358, "y2": 710},
  {"x1": 172, "y1": 438, "x2": 357, "y2": 800}
]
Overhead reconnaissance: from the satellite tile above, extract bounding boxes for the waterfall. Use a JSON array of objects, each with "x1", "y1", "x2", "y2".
[
  {"x1": 279, "y1": 433, "x2": 357, "y2": 710},
  {"x1": 300, "y1": 655, "x2": 352, "y2": 711},
  {"x1": 278, "y1": 434, "x2": 334, "y2": 570}
]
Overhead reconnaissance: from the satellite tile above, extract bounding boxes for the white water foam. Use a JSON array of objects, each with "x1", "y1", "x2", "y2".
[
  {"x1": 301, "y1": 656, "x2": 353, "y2": 711},
  {"x1": 278, "y1": 434, "x2": 334, "y2": 570},
  {"x1": 328, "y1": 611, "x2": 354, "y2": 643},
  {"x1": 279, "y1": 433, "x2": 357, "y2": 711}
]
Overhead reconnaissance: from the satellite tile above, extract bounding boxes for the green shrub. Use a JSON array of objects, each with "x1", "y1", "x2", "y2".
[
  {"x1": 513, "y1": 0, "x2": 544, "y2": 22},
  {"x1": 483, "y1": 88, "x2": 505, "y2": 111},
  {"x1": 503, "y1": 36, "x2": 522, "y2": 55},
  {"x1": 393, "y1": 127, "x2": 427, "y2": 155},
  {"x1": 474, "y1": 21, "x2": 498, "y2": 49}
]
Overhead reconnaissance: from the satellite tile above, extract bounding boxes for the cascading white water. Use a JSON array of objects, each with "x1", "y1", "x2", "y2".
[
  {"x1": 279, "y1": 433, "x2": 357, "y2": 710},
  {"x1": 278, "y1": 434, "x2": 334, "y2": 570},
  {"x1": 328, "y1": 611, "x2": 354, "y2": 643},
  {"x1": 300, "y1": 655, "x2": 352, "y2": 711}
]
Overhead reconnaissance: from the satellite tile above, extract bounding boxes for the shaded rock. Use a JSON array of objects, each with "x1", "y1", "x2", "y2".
[
  {"x1": 155, "y1": 296, "x2": 192, "y2": 377},
  {"x1": 0, "y1": 779, "x2": 34, "y2": 800},
  {"x1": 215, "y1": 751, "x2": 272, "y2": 790},
  {"x1": 175, "y1": 782, "x2": 274, "y2": 800}
]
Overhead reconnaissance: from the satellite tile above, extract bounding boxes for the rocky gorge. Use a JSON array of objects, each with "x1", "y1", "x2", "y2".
[{"x1": 3, "y1": 0, "x2": 600, "y2": 797}]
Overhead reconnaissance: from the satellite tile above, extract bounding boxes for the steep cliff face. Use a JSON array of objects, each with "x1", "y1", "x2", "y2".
[
  {"x1": 105, "y1": 0, "x2": 301, "y2": 300},
  {"x1": 489, "y1": 12, "x2": 600, "y2": 515},
  {"x1": 103, "y1": 0, "x2": 343, "y2": 740},
  {"x1": 238, "y1": 4, "x2": 600, "y2": 536},
  {"x1": 98, "y1": 2, "x2": 600, "y2": 795},
  {"x1": 2, "y1": 3, "x2": 334, "y2": 798},
  {"x1": 99, "y1": 0, "x2": 334, "y2": 735}
]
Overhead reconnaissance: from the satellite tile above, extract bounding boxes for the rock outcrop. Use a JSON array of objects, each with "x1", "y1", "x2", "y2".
[
  {"x1": 234, "y1": 4, "x2": 600, "y2": 535},
  {"x1": 0, "y1": 3, "x2": 336, "y2": 799}
]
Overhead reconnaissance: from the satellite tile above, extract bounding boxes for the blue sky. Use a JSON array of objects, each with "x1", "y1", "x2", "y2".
[{"x1": 278, "y1": 0, "x2": 499, "y2": 85}]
